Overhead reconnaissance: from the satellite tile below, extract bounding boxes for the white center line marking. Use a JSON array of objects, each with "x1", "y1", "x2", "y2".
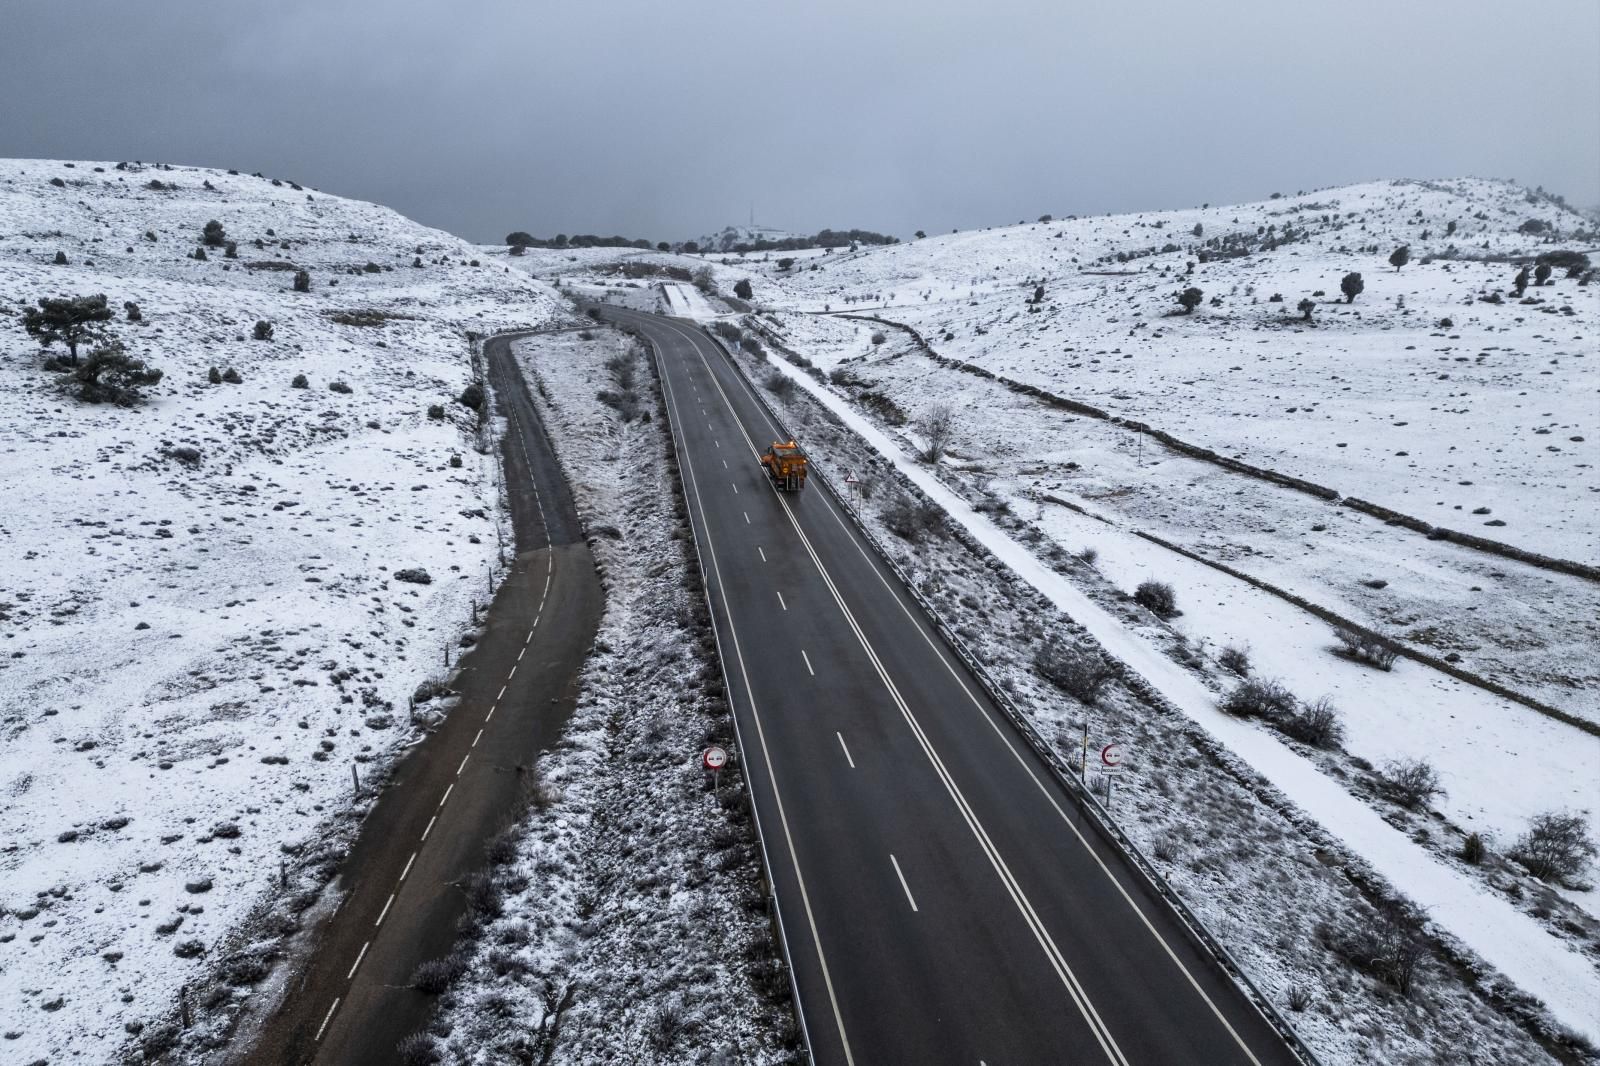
[
  {"x1": 758, "y1": 546, "x2": 767, "y2": 562},
  {"x1": 314, "y1": 997, "x2": 341, "y2": 1042},
  {"x1": 472, "y1": 728, "x2": 483, "y2": 748},
  {"x1": 525, "y1": 630, "x2": 533, "y2": 643},
  {"x1": 485, "y1": 705, "x2": 497, "y2": 722},
  {"x1": 439, "y1": 783, "x2": 454, "y2": 808},
  {"x1": 776, "y1": 590, "x2": 788, "y2": 611},
  {"x1": 802, "y1": 649, "x2": 814, "y2": 675},
  {"x1": 457, "y1": 753, "x2": 470, "y2": 775},
  {"x1": 508, "y1": 664, "x2": 517, "y2": 678},
  {"x1": 890, "y1": 854, "x2": 918, "y2": 912},
  {"x1": 743, "y1": 511, "x2": 750, "y2": 524},
  {"x1": 421, "y1": 815, "x2": 437, "y2": 841},
  {"x1": 731, "y1": 482, "x2": 739, "y2": 494},
  {"x1": 375, "y1": 893, "x2": 395, "y2": 927},
  {"x1": 714, "y1": 439, "x2": 720, "y2": 448},
  {"x1": 497, "y1": 685, "x2": 507, "y2": 700},
  {"x1": 399, "y1": 851, "x2": 416, "y2": 882},
  {"x1": 517, "y1": 647, "x2": 526, "y2": 661},
  {"x1": 723, "y1": 459, "x2": 728, "y2": 469},
  {"x1": 346, "y1": 940, "x2": 370, "y2": 980},
  {"x1": 836, "y1": 731, "x2": 854, "y2": 767}
]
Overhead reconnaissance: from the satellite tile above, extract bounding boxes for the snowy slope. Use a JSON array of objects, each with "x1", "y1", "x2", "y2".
[
  {"x1": 0, "y1": 159, "x2": 561, "y2": 1062},
  {"x1": 711, "y1": 178, "x2": 1598, "y2": 561}
]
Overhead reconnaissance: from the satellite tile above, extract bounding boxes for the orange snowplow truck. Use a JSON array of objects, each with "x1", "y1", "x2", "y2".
[{"x1": 759, "y1": 440, "x2": 808, "y2": 492}]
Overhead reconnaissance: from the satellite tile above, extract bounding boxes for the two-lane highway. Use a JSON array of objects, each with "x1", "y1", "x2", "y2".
[{"x1": 603, "y1": 304, "x2": 1304, "y2": 1066}]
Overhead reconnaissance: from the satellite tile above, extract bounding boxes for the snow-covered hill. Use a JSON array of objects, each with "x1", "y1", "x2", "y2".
[{"x1": 0, "y1": 159, "x2": 561, "y2": 1062}]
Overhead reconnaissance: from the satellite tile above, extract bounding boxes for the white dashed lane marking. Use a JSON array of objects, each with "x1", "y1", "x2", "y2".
[
  {"x1": 346, "y1": 940, "x2": 370, "y2": 980},
  {"x1": 837, "y1": 731, "x2": 855, "y2": 768}
]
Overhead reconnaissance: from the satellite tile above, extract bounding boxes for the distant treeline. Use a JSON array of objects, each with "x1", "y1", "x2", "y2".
[
  {"x1": 713, "y1": 228, "x2": 899, "y2": 253},
  {"x1": 505, "y1": 232, "x2": 660, "y2": 250}
]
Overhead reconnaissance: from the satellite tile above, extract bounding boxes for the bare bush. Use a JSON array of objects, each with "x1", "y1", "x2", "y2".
[
  {"x1": 1325, "y1": 897, "x2": 1427, "y2": 996},
  {"x1": 1380, "y1": 757, "x2": 1444, "y2": 809},
  {"x1": 1220, "y1": 677, "x2": 1296, "y2": 720},
  {"x1": 1280, "y1": 696, "x2": 1344, "y2": 749},
  {"x1": 1511, "y1": 811, "x2": 1597, "y2": 883},
  {"x1": 1461, "y1": 832, "x2": 1486, "y2": 865},
  {"x1": 397, "y1": 1032, "x2": 442, "y2": 1065},
  {"x1": 1133, "y1": 580, "x2": 1177, "y2": 617},
  {"x1": 762, "y1": 370, "x2": 795, "y2": 400},
  {"x1": 1333, "y1": 626, "x2": 1398, "y2": 670},
  {"x1": 1033, "y1": 640, "x2": 1116, "y2": 704},
  {"x1": 881, "y1": 494, "x2": 944, "y2": 542},
  {"x1": 411, "y1": 953, "x2": 467, "y2": 993},
  {"x1": 915, "y1": 403, "x2": 955, "y2": 462},
  {"x1": 1218, "y1": 644, "x2": 1251, "y2": 676}
]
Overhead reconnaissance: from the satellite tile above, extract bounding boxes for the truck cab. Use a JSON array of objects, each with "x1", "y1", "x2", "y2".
[{"x1": 760, "y1": 440, "x2": 808, "y2": 492}]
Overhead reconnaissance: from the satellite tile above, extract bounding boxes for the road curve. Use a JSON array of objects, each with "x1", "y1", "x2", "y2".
[
  {"x1": 601, "y1": 304, "x2": 1305, "y2": 1066},
  {"x1": 238, "y1": 332, "x2": 602, "y2": 1064}
]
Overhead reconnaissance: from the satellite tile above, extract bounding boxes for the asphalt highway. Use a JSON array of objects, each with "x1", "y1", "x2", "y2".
[
  {"x1": 239, "y1": 332, "x2": 601, "y2": 1064},
  {"x1": 601, "y1": 304, "x2": 1304, "y2": 1066}
]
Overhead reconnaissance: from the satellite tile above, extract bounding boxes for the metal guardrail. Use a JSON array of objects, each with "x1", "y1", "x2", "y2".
[{"x1": 702, "y1": 324, "x2": 1324, "y2": 1066}]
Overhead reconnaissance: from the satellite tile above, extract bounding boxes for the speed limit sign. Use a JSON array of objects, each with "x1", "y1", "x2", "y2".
[{"x1": 702, "y1": 746, "x2": 728, "y2": 772}]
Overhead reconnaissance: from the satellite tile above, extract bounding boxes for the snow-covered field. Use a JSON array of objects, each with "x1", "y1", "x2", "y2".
[
  {"x1": 423, "y1": 329, "x2": 795, "y2": 1064},
  {"x1": 0, "y1": 159, "x2": 560, "y2": 1062}
]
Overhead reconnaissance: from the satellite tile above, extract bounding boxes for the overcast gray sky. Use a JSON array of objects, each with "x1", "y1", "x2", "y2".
[{"x1": 3, "y1": 0, "x2": 1596, "y2": 244}]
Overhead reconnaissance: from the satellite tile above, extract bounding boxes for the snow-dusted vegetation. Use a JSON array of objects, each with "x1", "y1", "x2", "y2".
[
  {"x1": 417, "y1": 329, "x2": 795, "y2": 1064},
  {"x1": 0, "y1": 159, "x2": 559, "y2": 1062}
]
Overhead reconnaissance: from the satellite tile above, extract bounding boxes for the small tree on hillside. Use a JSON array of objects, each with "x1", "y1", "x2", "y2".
[
  {"x1": 691, "y1": 266, "x2": 716, "y2": 294},
  {"x1": 67, "y1": 339, "x2": 163, "y2": 404},
  {"x1": 656, "y1": 241, "x2": 670, "y2": 252},
  {"x1": 734, "y1": 278, "x2": 753, "y2": 300},
  {"x1": 776, "y1": 257, "x2": 795, "y2": 271},
  {"x1": 915, "y1": 404, "x2": 955, "y2": 462},
  {"x1": 1533, "y1": 262, "x2": 1552, "y2": 286},
  {"x1": 293, "y1": 269, "x2": 311, "y2": 292},
  {"x1": 1511, "y1": 811, "x2": 1597, "y2": 883},
  {"x1": 202, "y1": 220, "x2": 227, "y2": 247},
  {"x1": 505, "y1": 231, "x2": 535, "y2": 248},
  {"x1": 1512, "y1": 265, "x2": 1530, "y2": 296},
  {"x1": 1298, "y1": 298, "x2": 1315, "y2": 322},
  {"x1": 914, "y1": 230, "x2": 926, "y2": 239},
  {"x1": 1388, "y1": 246, "x2": 1410, "y2": 272},
  {"x1": 1341, "y1": 272, "x2": 1364, "y2": 303},
  {"x1": 1191, "y1": 222, "x2": 1203, "y2": 237},
  {"x1": 23, "y1": 294, "x2": 114, "y2": 363},
  {"x1": 1176, "y1": 287, "x2": 1203, "y2": 314}
]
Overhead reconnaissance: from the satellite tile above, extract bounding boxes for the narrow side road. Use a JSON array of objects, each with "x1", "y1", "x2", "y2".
[{"x1": 238, "y1": 333, "x2": 602, "y2": 1065}]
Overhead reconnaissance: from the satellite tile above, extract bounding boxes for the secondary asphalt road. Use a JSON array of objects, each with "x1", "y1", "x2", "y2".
[
  {"x1": 601, "y1": 304, "x2": 1305, "y2": 1066},
  {"x1": 239, "y1": 333, "x2": 601, "y2": 1064}
]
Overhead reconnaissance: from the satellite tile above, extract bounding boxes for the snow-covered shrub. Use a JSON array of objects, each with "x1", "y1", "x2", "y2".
[
  {"x1": 65, "y1": 339, "x2": 162, "y2": 405},
  {"x1": 427, "y1": 404, "x2": 445, "y2": 420},
  {"x1": 914, "y1": 403, "x2": 955, "y2": 462},
  {"x1": 328, "y1": 379, "x2": 353, "y2": 394},
  {"x1": 291, "y1": 373, "x2": 308, "y2": 388},
  {"x1": 201, "y1": 219, "x2": 226, "y2": 247},
  {"x1": 124, "y1": 300, "x2": 142, "y2": 322},
  {"x1": 1322, "y1": 896, "x2": 1427, "y2": 997},
  {"x1": 1033, "y1": 640, "x2": 1116, "y2": 704},
  {"x1": 881, "y1": 493, "x2": 944, "y2": 542},
  {"x1": 292, "y1": 268, "x2": 310, "y2": 292},
  {"x1": 1333, "y1": 626, "x2": 1398, "y2": 670},
  {"x1": 1133, "y1": 579, "x2": 1178, "y2": 617},
  {"x1": 456, "y1": 382, "x2": 484, "y2": 410},
  {"x1": 1461, "y1": 832, "x2": 1486, "y2": 865},
  {"x1": 396, "y1": 1032, "x2": 442, "y2": 1065},
  {"x1": 253, "y1": 319, "x2": 273, "y2": 341},
  {"x1": 1220, "y1": 677, "x2": 1296, "y2": 719},
  {"x1": 1380, "y1": 757, "x2": 1444, "y2": 808},
  {"x1": 208, "y1": 366, "x2": 222, "y2": 384},
  {"x1": 762, "y1": 369, "x2": 795, "y2": 399},
  {"x1": 222, "y1": 367, "x2": 242, "y2": 384},
  {"x1": 1280, "y1": 695, "x2": 1344, "y2": 749},
  {"x1": 1511, "y1": 811, "x2": 1597, "y2": 883},
  {"x1": 1218, "y1": 644, "x2": 1251, "y2": 676},
  {"x1": 393, "y1": 568, "x2": 432, "y2": 585},
  {"x1": 411, "y1": 953, "x2": 467, "y2": 994}
]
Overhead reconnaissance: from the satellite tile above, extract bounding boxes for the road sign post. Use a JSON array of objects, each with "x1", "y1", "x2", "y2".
[
  {"x1": 702, "y1": 745, "x2": 728, "y2": 792},
  {"x1": 844, "y1": 472, "x2": 860, "y2": 518},
  {"x1": 1099, "y1": 742, "x2": 1124, "y2": 811}
]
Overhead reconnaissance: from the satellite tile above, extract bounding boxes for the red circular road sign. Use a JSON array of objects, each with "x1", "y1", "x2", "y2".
[
  {"x1": 702, "y1": 746, "x2": 728, "y2": 772},
  {"x1": 1100, "y1": 743, "x2": 1123, "y2": 769}
]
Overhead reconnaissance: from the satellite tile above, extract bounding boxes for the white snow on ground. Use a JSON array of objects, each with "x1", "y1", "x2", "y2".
[
  {"x1": 0, "y1": 159, "x2": 559, "y2": 1062},
  {"x1": 660, "y1": 281, "x2": 722, "y2": 321},
  {"x1": 717, "y1": 179, "x2": 1597, "y2": 562},
  {"x1": 762, "y1": 350, "x2": 1600, "y2": 1045}
]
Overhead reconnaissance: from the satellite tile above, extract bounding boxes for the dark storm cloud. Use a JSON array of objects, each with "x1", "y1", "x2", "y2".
[{"x1": 2, "y1": 0, "x2": 1596, "y2": 243}]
